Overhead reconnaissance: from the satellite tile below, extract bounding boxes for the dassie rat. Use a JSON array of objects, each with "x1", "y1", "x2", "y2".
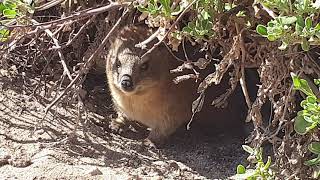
[{"x1": 106, "y1": 25, "x2": 197, "y2": 145}]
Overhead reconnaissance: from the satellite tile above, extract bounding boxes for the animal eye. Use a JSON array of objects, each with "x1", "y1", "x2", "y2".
[
  {"x1": 140, "y1": 62, "x2": 149, "y2": 71},
  {"x1": 115, "y1": 60, "x2": 121, "y2": 68}
]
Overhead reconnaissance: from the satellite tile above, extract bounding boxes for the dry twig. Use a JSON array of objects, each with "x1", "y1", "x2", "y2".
[
  {"x1": 43, "y1": 7, "x2": 131, "y2": 115},
  {"x1": 8, "y1": 2, "x2": 129, "y2": 28},
  {"x1": 141, "y1": 0, "x2": 197, "y2": 59},
  {"x1": 39, "y1": 22, "x2": 73, "y2": 81}
]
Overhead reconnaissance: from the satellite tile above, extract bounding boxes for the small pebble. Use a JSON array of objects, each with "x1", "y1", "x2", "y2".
[
  {"x1": 8, "y1": 156, "x2": 32, "y2": 167},
  {"x1": 87, "y1": 167, "x2": 103, "y2": 176},
  {"x1": 0, "y1": 149, "x2": 10, "y2": 166}
]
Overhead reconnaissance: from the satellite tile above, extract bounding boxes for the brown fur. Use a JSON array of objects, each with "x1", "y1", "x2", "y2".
[{"x1": 106, "y1": 25, "x2": 197, "y2": 144}]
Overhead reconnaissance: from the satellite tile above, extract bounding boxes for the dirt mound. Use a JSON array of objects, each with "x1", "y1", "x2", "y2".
[{"x1": 0, "y1": 75, "x2": 247, "y2": 179}]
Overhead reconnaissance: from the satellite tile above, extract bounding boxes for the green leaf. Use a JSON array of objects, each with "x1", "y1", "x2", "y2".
[
  {"x1": 304, "y1": 115, "x2": 314, "y2": 123},
  {"x1": 278, "y1": 16, "x2": 297, "y2": 25},
  {"x1": 300, "y1": 100, "x2": 309, "y2": 109},
  {"x1": 200, "y1": 10, "x2": 210, "y2": 20},
  {"x1": 305, "y1": 155, "x2": 320, "y2": 166},
  {"x1": 305, "y1": 17, "x2": 312, "y2": 30},
  {"x1": 307, "y1": 96, "x2": 317, "y2": 104},
  {"x1": 267, "y1": 34, "x2": 277, "y2": 41},
  {"x1": 242, "y1": 145, "x2": 254, "y2": 154},
  {"x1": 306, "y1": 122, "x2": 318, "y2": 132},
  {"x1": 172, "y1": 5, "x2": 182, "y2": 16},
  {"x1": 264, "y1": 156, "x2": 272, "y2": 170},
  {"x1": 315, "y1": 23, "x2": 320, "y2": 31},
  {"x1": 267, "y1": 21, "x2": 275, "y2": 27},
  {"x1": 3, "y1": 0, "x2": 17, "y2": 9},
  {"x1": 230, "y1": 169, "x2": 256, "y2": 179},
  {"x1": 291, "y1": 73, "x2": 314, "y2": 96},
  {"x1": 296, "y1": 16, "x2": 305, "y2": 27},
  {"x1": 0, "y1": 28, "x2": 10, "y2": 37},
  {"x1": 0, "y1": 3, "x2": 6, "y2": 14},
  {"x1": 237, "y1": 164, "x2": 246, "y2": 174},
  {"x1": 301, "y1": 38, "x2": 310, "y2": 51},
  {"x1": 314, "y1": 79, "x2": 320, "y2": 85},
  {"x1": 136, "y1": 5, "x2": 149, "y2": 13},
  {"x1": 291, "y1": 73, "x2": 300, "y2": 86},
  {"x1": 311, "y1": 115, "x2": 320, "y2": 124},
  {"x1": 309, "y1": 142, "x2": 320, "y2": 154},
  {"x1": 188, "y1": 21, "x2": 195, "y2": 29},
  {"x1": 295, "y1": 22, "x2": 304, "y2": 34},
  {"x1": 182, "y1": 26, "x2": 192, "y2": 33},
  {"x1": 146, "y1": 3, "x2": 159, "y2": 15},
  {"x1": 3, "y1": 9, "x2": 16, "y2": 18},
  {"x1": 294, "y1": 115, "x2": 312, "y2": 135},
  {"x1": 159, "y1": 0, "x2": 171, "y2": 16},
  {"x1": 256, "y1": 25, "x2": 268, "y2": 36}
]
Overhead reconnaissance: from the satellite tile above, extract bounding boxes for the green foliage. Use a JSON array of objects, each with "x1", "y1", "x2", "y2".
[
  {"x1": 258, "y1": 0, "x2": 320, "y2": 15},
  {"x1": 291, "y1": 73, "x2": 320, "y2": 178},
  {"x1": 256, "y1": 0, "x2": 320, "y2": 51},
  {"x1": 0, "y1": 0, "x2": 34, "y2": 43},
  {"x1": 182, "y1": 10, "x2": 214, "y2": 38},
  {"x1": 136, "y1": 0, "x2": 228, "y2": 40},
  {"x1": 305, "y1": 142, "x2": 320, "y2": 165},
  {"x1": 304, "y1": 142, "x2": 320, "y2": 178},
  {"x1": 137, "y1": 0, "x2": 320, "y2": 49},
  {"x1": 181, "y1": 0, "x2": 223, "y2": 39},
  {"x1": 136, "y1": 0, "x2": 183, "y2": 18},
  {"x1": 0, "y1": 26, "x2": 10, "y2": 42},
  {"x1": 291, "y1": 73, "x2": 320, "y2": 135},
  {"x1": 230, "y1": 145, "x2": 275, "y2": 180}
]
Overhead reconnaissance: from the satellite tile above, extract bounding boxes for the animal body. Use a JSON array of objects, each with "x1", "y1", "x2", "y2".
[{"x1": 106, "y1": 25, "x2": 197, "y2": 144}]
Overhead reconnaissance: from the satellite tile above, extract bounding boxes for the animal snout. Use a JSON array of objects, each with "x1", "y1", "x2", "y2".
[{"x1": 120, "y1": 74, "x2": 133, "y2": 91}]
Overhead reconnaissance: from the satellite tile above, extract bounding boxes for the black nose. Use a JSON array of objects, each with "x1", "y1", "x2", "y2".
[{"x1": 120, "y1": 74, "x2": 133, "y2": 91}]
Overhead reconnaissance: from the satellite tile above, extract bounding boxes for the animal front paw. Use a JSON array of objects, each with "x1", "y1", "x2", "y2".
[
  {"x1": 109, "y1": 115, "x2": 126, "y2": 134},
  {"x1": 143, "y1": 130, "x2": 167, "y2": 148},
  {"x1": 142, "y1": 138, "x2": 158, "y2": 149}
]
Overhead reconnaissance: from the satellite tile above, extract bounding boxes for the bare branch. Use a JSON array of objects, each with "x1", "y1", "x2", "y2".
[
  {"x1": 43, "y1": 7, "x2": 130, "y2": 114},
  {"x1": 135, "y1": 27, "x2": 161, "y2": 49},
  {"x1": 140, "y1": 0, "x2": 197, "y2": 59},
  {"x1": 8, "y1": 2, "x2": 130, "y2": 28}
]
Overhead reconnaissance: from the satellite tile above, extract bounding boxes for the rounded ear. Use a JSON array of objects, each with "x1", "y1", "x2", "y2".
[
  {"x1": 108, "y1": 37, "x2": 114, "y2": 45},
  {"x1": 157, "y1": 43, "x2": 172, "y2": 57},
  {"x1": 108, "y1": 34, "x2": 117, "y2": 45},
  {"x1": 107, "y1": 24, "x2": 125, "y2": 45}
]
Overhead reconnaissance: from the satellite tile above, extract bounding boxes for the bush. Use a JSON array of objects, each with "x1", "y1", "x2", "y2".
[{"x1": 1, "y1": 0, "x2": 320, "y2": 178}]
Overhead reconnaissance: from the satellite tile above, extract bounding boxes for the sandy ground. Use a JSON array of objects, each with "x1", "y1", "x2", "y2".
[{"x1": 0, "y1": 73, "x2": 248, "y2": 179}]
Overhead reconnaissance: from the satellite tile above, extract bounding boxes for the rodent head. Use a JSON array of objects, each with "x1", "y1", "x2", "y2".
[{"x1": 107, "y1": 26, "x2": 170, "y2": 95}]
